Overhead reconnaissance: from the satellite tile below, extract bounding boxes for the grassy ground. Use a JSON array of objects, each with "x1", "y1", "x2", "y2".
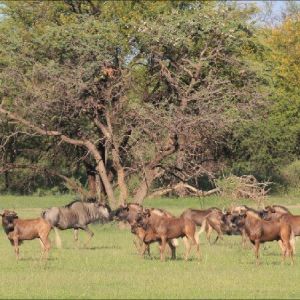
[{"x1": 1, "y1": 194, "x2": 300, "y2": 299}]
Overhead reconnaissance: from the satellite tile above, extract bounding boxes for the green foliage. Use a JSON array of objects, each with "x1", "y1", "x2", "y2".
[
  {"x1": 0, "y1": 0, "x2": 299, "y2": 196},
  {"x1": 281, "y1": 160, "x2": 300, "y2": 189}
]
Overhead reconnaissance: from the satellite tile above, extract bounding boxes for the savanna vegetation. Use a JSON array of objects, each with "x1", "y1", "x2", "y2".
[
  {"x1": 2, "y1": 2, "x2": 300, "y2": 300},
  {"x1": 0, "y1": 1, "x2": 300, "y2": 208}
]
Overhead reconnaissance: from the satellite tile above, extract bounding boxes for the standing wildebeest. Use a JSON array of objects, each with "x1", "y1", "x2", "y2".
[
  {"x1": 180, "y1": 207, "x2": 222, "y2": 244},
  {"x1": 1, "y1": 210, "x2": 52, "y2": 260},
  {"x1": 198, "y1": 208, "x2": 241, "y2": 244},
  {"x1": 225, "y1": 205, "x2": 267, "y2": 249},
  {"x1": 230, "y1": 208, "x2": 294, "y2": 265},
  {"x1": 136, "y1": 209, "x2": 200, "y2": 261},
  {"x1": 111, "y1": 203, "x2": 178, "y2": 256},
  {"x1": 41, "y1": 200, "x2": 111, "y2": 248},
  {"x1": 262, "y1": 205, "x2": 299, "y2": 253}
]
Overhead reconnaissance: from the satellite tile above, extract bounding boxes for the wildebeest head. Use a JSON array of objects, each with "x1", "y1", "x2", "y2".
[
  {"x1": 0, "y1": 210, "x2": 18, "y2": 234},
  {"x1": 110, "y1": 203, "x2": 144, "y2": 225},
  {"x1": 135, "y1": 209, "x2": 151, "y2": 228},
  {"x1": 93, "y1": 202, "x2": 111, "y2": 222},
  {"x1": 230, "y1": 211, "x2": 247, "y2": 230},
  {"x1": 221, "y1": 211, "x2": 241, "y2": 235}
]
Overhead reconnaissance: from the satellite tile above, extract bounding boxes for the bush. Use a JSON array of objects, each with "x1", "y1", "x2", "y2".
[{"x1": 280, "y1": 160, "x2": 300, "y2": 188}]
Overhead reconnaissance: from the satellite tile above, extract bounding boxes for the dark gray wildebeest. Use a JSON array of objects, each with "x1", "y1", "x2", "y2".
[{"x1": 41, "y1": 200, "x2": 111, "y2": 248}]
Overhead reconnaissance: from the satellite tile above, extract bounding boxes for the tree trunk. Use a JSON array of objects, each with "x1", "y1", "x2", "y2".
[
  {"x1": 111, "y1": 146, "x2": 128, "y2": 205},
  {"x1": 84, "y1": 163, "x2": 97, "y2": 199},
  {"x1": 133, "y1": 167, "x2": 162, "y2": 204},
  {"x1": 84, "y1": 141, "x2": 116, "y2": 207},
  {"x1": 4, "y1": 171, "x2": 9, "y2": 190}
]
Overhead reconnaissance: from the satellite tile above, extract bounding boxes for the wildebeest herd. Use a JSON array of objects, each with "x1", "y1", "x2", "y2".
[{"x1": 1, "y1": 199, "x2": 298, "y2": 265}]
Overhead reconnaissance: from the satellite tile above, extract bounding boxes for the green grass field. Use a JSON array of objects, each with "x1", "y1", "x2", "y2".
[{"x1": 1, "y1": 194, "x2": 300, "y2": 299}]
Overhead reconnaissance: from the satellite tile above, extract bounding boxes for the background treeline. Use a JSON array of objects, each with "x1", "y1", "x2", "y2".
[{"x1": 0, "y1": 1, "x2": 299, "y2": 205}]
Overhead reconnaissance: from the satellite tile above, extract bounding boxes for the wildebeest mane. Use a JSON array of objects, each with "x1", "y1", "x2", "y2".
[
  {"x1": 64, "y1": 200, "x2": 81, "y2": 208},
  {"x1": 271, "y1": 205, "x2": 291, "y2": 213}
]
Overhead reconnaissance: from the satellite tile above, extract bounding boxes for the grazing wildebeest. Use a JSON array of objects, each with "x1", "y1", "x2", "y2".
[
  {"x1": 136, "y1": 208, "x2": 200, "y2": 261},
  {"x1": 180, "y1": 207, "x2": 222, "y2": 244},
  {"x1": 1, "y1": 210, "x2": 52, "y2": 260},
  {"x1": 111, "y1": 203, "x2": 178, "y2": 256},
  {"x1": 262, "y1": 205, "x2": 299, "y2": 253},
  {"x1": 41, "y1": 200, "x2": 111, "y2": 248},
  {"x1": 230, "y1": 208, "x2": 294, "y2": 265}
]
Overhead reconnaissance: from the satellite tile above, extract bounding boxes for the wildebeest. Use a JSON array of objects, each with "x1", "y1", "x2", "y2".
[
  {"x1": 41, "y1": 200, "x2": 111, "y2": 248},
  {"x1": 229, "y1": 208, "x2": 294, "y2": 265},
  {"x1": 111, "y1": 203, "x2": 178, "y2": 256},
  {"x1": 1, "y1": 210, "x2": 52, "y2": 260},
  {"x1": 180, "y1": 207, "x2": 222, "y2": 244},
  {"x1": 136, "y1": 208, "x2": 200, "y2": 261},
  {"x1": 198, "y1": 208, "x2": 241, "y2": 244},
  {"x1": 225, "y1": 205, "x2": 267, "y2": 248},
  {"x1": 262, "y1": 205, "x2": 299, "y2": 253}
]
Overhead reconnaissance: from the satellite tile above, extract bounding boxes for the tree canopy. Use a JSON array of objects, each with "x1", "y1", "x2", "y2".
[{"x1": 0, "y1": 1, "x2": 299, "y2": 204}]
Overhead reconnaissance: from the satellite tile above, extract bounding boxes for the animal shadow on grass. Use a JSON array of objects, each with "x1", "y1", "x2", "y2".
[
  {"x1": 142, "y1": 255, "x2": 200, "y2": 262},
  {"x1": 18, "y1": 257, "x2": 58, "y2": 262},
  {"x1": 79, "y1": 245, "x2": 121, "y2": 250}
]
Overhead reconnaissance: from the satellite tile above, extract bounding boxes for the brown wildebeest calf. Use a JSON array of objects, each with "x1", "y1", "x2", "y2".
[
  {"x1": 111, "y1": 203, "x2": 177, "y2": 256},
  {"x1": 230, "y1": 208, "x2": 294, "y2": 265},
  {"x1": 263, "y1": 205, "x2": 299, "y2": 253},
  {"x1": 198, "y1": 208, "x2": 239, "y2": 244},
  {"x1": 180, "y1": 207, "x2": 222, "y2": 244},
  {"x1": 1, "y1": 210, "x2": 51, "y2": 260},
  {"x1": 136, "y1": 209, "x2": 200, "y2": 261},
  {"x1": 226, "y1": 205, "x2": 267, "y2": 249}
]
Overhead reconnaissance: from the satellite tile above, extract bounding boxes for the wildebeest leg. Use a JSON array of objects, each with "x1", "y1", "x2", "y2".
[
  {"x1": 140, "y1": 242, "x2": 150, "y2": 257},
  {"x1": 133, "y1": 236, "x2": 144, "y2": 255},
  {"x1": 13, "y1": 237, "x2": 19, "y2": 260},
  {"x1": 160, "y1": 237, "x2": 167, "y2": 262},
  {"x1": 74, "y1": 228, "x2": 79, "y2": 242},
  {"x1": 81, "y1": 225, "x2": 94, "y2": 247},
  {"x1": 54, "y1": 227, "x2": 62, "y2": 249},
  {"x1": 184, "y1": 237, "x2": 192, "y2": 261},
  {"x1": 212, "y1": 227, "x2": 223, "y2": 244},
  {"x1": 278, "y1": 240, "x2": 285, "y2": 257},
  {"x1": 188, "y1": 232, "x2": 201, "y2": 260},
  {"x1": 254, "y1": 239, "x2": 260, "y2": 265},
  {"x1": 205, "y1": 224, "x2": 213, "y2": 244},
  {"x1": 282, "y1": 238, "x2": 294, "y2": 265},
  {"x1": 241, "y1": 230, "x2": 249, "y2": 249},
  {"x1": 42, "y1": 235, "x2": 51, "y2": 260},
  {"x1": 39, "y1": 239, "x2": 46, "y2": 260},
  {"x1": 167, "y1": 240, "x2": 176, "y2": 260},
  {"x1": 73, "y1": 228, "x2": 80, "y2": 248},
  {"x1": 290, "y1": 233, "x2": 296, "y2": 255}
]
